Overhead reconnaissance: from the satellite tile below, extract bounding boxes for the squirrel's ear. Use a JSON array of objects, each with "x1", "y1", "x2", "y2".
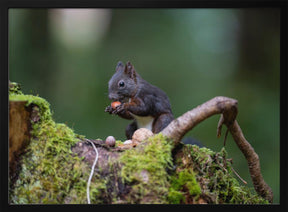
[
  {"x1": 115, "y1": 61, "x2": 124, "y2": 72},
  {"x1": 125, "y1": 61, "x2": 136, "y2": 79}
]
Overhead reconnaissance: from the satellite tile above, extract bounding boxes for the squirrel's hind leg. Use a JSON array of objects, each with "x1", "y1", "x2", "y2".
[
  {"x1": 125, "y1": 121, "x2": 138, "y2": 139},
  {"x1": 153, "y1": 113, "x2": 174, "y2": 134}
]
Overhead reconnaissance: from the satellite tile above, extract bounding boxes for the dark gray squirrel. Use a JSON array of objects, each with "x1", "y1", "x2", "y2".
[
  {"x1": 105, "y1": 61, "x2": 173, "y2": 139},
  {"x1": 105, "y1": 61, "x2": 203, "y2": 147}
]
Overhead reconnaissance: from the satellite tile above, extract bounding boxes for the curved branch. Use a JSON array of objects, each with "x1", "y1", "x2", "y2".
[
  {"x1": 161, "y1": 96, "x2": 238, "y2": 144},
  {"x1": 224, "y1": 120, "x2": 273, "y2": 203},
  {"x1": 161, "y1": 96, "x2": 273, "y2": 203}
]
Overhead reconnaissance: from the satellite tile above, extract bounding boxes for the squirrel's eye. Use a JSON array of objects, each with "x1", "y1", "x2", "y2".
[{"x1": 118, "y1": 81, "x2": 125, "y2": 88}]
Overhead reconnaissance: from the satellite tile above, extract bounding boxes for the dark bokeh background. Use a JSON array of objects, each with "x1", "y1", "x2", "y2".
[{"x1": 9, "y1": 8, "x2": 280, "y2": 203}]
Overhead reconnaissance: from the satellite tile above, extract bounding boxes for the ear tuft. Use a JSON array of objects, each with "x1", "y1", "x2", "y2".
[
  {"x1": 124, "y1": 61, "x2": 136, "y2": 79},
  {"x1": 125, "y1": 61, "x2": 133, "y2": 72},
  {"x1": 115, "y1": 61, "x2": 124, "y2": 72},
  {"x1": 126, "y1": 61, "x2": 132, "y2": 67}
]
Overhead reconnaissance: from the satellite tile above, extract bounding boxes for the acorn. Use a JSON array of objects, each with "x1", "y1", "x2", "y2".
[{"x1": 105, "y1": 136, "x2": 116, "y2": 147}]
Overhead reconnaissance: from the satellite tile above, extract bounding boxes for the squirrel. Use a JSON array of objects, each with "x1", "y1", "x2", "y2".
[{"x1": 105, "y1": 61, "x2": 174, "y2": 139}]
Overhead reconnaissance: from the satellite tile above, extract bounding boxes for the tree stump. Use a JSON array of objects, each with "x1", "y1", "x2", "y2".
[{"x1": 9, "y1": 101, "x2": 32, "y2": 184}]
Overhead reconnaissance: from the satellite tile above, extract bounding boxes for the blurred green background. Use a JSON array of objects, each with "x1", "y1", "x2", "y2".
[{"x1": 9, "y1": 8, "x2": 280, "y2": 203}]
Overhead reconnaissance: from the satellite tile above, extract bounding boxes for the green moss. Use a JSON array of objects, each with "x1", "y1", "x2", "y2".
[
  {"x1": 178, "y1": 169, "x2": 201, "y2": 195},
  {"x1": 119, "y1": 133, "x2": 173, "y2": 203},
  {"x1": 9, "y1": 81, "x2": 22, "y2": 95},
  {"x1": 167, "y1": 189, "x2": 185, "y2": 204},
  {"x1": 115, "y1": 140, "x2": 123, "y2": 146},
  {"x1": 9, "y1": 84, "x2": 106, "y2": 204},
  {"x1": 189, "y1": 145, "x2": 269, "y2": 204},
  {"x1": 9, "y1": 92, "x2": 52, "y2": 123},
  {"x1": 168, "y1": 169, "x2": 201, "y2": 204}
]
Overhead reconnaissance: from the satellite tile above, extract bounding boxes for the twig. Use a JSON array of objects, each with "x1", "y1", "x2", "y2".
[
  {"x1": 231, "y1": 166, "x2": 247, "y2": 185},
  {"x1": 223, "y1": 129, "x2": 229, "y2": 146}
]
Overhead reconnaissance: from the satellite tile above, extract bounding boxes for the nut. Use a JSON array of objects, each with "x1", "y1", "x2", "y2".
[
  {"x1": 132, "y1": 128, "x2": 153, "y2": 142},
  {"x1": 111, "y1": 101, "x2": 121, "y2": 109},
  {"x1": 123, "y1": 139, "x2": 132, "y2": 145},
  {"x1": 105, "y1": 136, "x2": 116, "y2": 147}
]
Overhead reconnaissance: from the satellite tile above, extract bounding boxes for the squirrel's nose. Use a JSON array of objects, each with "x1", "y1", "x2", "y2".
[{"x1": 108, "y1": 93, "x2": 118, "y2": 101}]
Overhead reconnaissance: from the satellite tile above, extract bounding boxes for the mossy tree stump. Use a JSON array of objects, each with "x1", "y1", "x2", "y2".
[
  {"x1": 9, "y1": 101, "x2": 33, "y2": 184},
  {"x1": 8, "y1": 82, "x2": 271, "y2": 204}
]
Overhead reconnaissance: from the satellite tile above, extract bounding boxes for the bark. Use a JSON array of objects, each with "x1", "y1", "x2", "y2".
[{"x1": 9, "y1": 101, "x2": 32, "y2": 185}]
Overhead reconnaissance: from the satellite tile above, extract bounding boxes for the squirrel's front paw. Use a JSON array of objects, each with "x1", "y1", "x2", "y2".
[
  {"x1": 105, "y1": 105, "x2": 114, "y2": 114},
  {"x1": 113, "y1": 104, "x2": 125, "y2": 114}
]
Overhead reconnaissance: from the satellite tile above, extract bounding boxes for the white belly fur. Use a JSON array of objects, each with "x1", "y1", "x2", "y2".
[{"x1": 131, "y1": 114, "x2": 154, "y2": 131}]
